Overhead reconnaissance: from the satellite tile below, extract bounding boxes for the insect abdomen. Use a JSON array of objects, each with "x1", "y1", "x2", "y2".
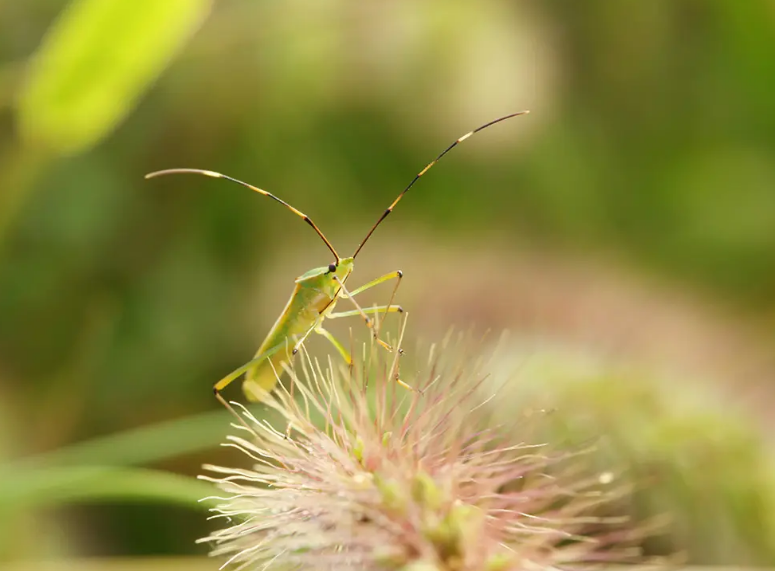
[{"x1": 242, "y1": 285, "x2": 327, "y2": 401}]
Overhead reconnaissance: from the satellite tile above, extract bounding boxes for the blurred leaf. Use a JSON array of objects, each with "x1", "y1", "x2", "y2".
[
  {"x1": 17, "y1": 0, "x2": 211, "y2": 155},
  {"x1": 3, "y1": 556, "x2": 216, "y2": 571},
  {"x1": 0, "y1": 466, "x2": 214, "y2": 509},
  {"x1": 9, "y1": 408, "x2": 231, "y2": 470}
]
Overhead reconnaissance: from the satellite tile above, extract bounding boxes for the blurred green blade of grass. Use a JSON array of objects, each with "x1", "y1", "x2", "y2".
[
  {"x1": 0, "y1": 466, "x2": 214, "y2": 510},
  {"x1": 8, "y1": 408, "x2": 231, "y2": 470},
  {"x1": 2, "y1": 556, "x2": 216, "y2": 571},
  {"x1": 0, "y1": 563, "x2": 753, "y2": 571},
  {"x1": 17, "y1": 0, "x2": 212, "y2": 155}
]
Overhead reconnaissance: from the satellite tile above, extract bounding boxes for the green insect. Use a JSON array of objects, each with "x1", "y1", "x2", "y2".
[{"x1": 146, "y1": 110, "x2": 528, "y2": 405}]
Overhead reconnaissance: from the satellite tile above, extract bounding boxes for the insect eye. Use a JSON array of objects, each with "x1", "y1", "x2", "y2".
[{"x1": 328, "y1": 263, "x2": 337, "y2": 273}]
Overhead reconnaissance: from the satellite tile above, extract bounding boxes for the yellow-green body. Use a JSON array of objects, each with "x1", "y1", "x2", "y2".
[
  {"x1": 242, "y1": 258, "x2": 354, "y2": 401},
  {"x1": 146, "y1": 111, "x2": 527, "y2": 405}
]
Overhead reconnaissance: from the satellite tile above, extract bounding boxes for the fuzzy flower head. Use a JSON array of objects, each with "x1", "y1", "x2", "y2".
[{"x1": 200, "y1": 331, "x2": 645, "y2": 571}]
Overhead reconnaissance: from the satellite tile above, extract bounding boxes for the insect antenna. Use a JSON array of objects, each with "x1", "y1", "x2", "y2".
[
  {"x1": 145, "y1": 168, "x2": 340, "y2": 261},
  {"x1": 352, "y1": 110, "x2": 529, "y2": 259}
]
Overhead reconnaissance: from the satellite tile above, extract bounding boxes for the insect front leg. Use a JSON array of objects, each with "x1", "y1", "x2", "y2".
[
  {"x1": 333, "y1": 271, "x2": 403, "y2": 351},
  {"x1": 332, "y1": 275, "x2": 414, "y2": 393},
  {"x1": 346, "y1": 270, "x2": 403, "y2": 326},
  {"x1": 346, "y1": 270, "x2": 403, "y2": 300},
  {"x1": 319, "y1": 317, "x2": 415, "y2": 393}
]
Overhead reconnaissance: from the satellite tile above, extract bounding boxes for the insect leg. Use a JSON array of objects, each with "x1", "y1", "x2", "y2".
[
  {"x1": 319, "y1": 320, "x2": 414, "y2": 393},
  {"x1": 315, "y1": 327, "x2": 353, "y2": 366},
  {"x1": 333, "y1": 276, "x2": 395, "y2": 352},
  {"x1": 347, "y1": 270, "x2": 403, "y2": 298},
  {"x1": 213, "y1": 343, "x2": 285, "y2": 400},
  {"x1": 327, "y1": 305, "x2": 403, "y2": 319},
  {"x1": 329, "y1": 279, "x2": 414, "y2": 395},
  {"x1": 347, "y1": 270, "x2": 403, "y2": 343},
  {"x1": 211, "y1": 342, "x2": 291, "y2": 432},
  {"x1": 291, "y1": 324, "x2": 317, "y2": 355}
]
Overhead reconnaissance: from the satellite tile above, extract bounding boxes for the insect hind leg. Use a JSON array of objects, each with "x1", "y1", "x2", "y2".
[{"x1": 212, "y1": 341, "x2": 288, "y2": 406}]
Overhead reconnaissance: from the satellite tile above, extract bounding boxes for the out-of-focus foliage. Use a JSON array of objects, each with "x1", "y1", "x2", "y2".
[
  {"x1": 487, "y1": 340, "x2": 775, "y2": 566},
  {"x1": 17, "y1": 0, "x2": 211, "y2": 155},
  {"x1": 0, "y1": 0, "x2": 774, "y2": 565}
]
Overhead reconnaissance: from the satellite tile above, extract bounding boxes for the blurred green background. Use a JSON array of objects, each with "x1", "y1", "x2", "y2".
[{"x1": 2, "y1": 0, "x2": 775, "y2": 566}]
